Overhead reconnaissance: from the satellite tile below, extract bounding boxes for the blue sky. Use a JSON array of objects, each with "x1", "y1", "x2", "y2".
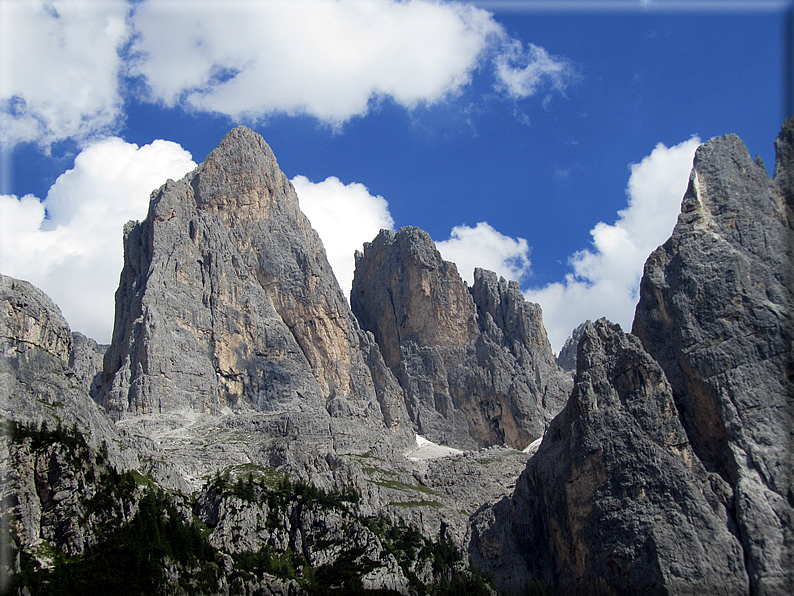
[{"x1": 0, "y1": 0, "x2": 791, "y2": 351}]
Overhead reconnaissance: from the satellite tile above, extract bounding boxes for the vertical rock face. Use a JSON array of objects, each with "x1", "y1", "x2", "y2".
[
  {"x1": 473, "y1": 121, "x2": 793, "y2": 595},
  {"x1": 473, "y1": 320, "x2": 748, "y2": 595},
  {"x1": 0, "y1": 274, "x2": 132, "y2": 468},
  {"x1": 69, "y1": 332, "x2": 106, "y2": 397},
  {"x1": 99, "y1": 127, "x2": 408, "y2": 437},
  {"x1": 351, "y1": 227, "x2": 570, "y2": 450},
  {"x1": 632, "y1": 121, "x2": 794, "y2": 594}
]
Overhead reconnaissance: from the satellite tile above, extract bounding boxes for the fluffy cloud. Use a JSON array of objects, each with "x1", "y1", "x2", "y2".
[
  {"x1": 292, "y1": 178, "x2": 531, "y2": 300},
  {"x1": 436, "y1": 222, "x2": 531, "y2": 285},
  {"x1": 525, "y1": 136, "x2": 701, "y2": 353},
  {"x1": 0, "y1": 0, "x2": 129, "y2": 147},
  {"x1": 130, "y1": 0, "x2": 501, "y2": 126},
  {"x1": 130, "y1": 0, "x2": 570, "y2": 127},
  {"x1": 1, "y1": 0, "x2": 576, "y2": 147},
  {"x1": 494, "y1": 39, "x2": 577, "y2": 100},
  {"x1": 0, "y1": 138, "x2": 196, "y2": 342},
  {"x1": 292, "y1": 175, "x2": 394, "y2": 297}
]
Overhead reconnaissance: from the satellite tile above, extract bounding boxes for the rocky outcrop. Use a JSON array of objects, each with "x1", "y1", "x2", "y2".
[
  {"x1": 351, "y1": 228, "x2": 570, "y2": 450},
  {"x1": 556, "y1": 320, "x2": 590, "y2": 372},
  {"x1": 97, "y1": 127, "x2": 411, "y2": 454},
  {"x1": 0, "y1": 274, "x2": 133, "y2": 471},
  {"x1": 471, "y1": 121, "x2": 794, "y2": 595},
  {"x1": 2, "y1": 424, "x2": 142, "y2": 562},
  {"x1": 69, "y1": 332, "x2": 106, "y2": 397},
  {"x1": 472, "y1": 320, "x2": 748, "y2": 595},
  {"x1": 632, "y1": 121, "x2": 794, "y2": 594}
]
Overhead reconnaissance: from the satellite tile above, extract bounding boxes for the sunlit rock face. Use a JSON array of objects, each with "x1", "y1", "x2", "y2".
[
  {"x1": 351, "y1": 227, "x2": 571, "y2": 450},
  {"x1": 632, "y1": 120, "x2": 794, "y2": 594},
  {"x1": 0, "y1": 274, "x2": 125, "y2": 447},
  {"x1": 98, "y1": 126, "x2": 408, "y2": 439}
]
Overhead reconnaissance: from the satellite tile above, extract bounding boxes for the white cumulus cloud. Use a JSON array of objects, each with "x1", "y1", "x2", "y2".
[
  {"x1": 0, "y1": 0, "x2": 129, "y2": 147},
  {"x1": 524, "y1": 136, "x2": 701, "y2": 353},
  {"x1": 292, "y1": 178, "x2": 532, "y2": 300},
  {"x1": 130, "y1": 0, "x2": 502, "y2": 126},
  {"x1": 129, "y1": 0, "x2": 571, "y2": 128},
  {"x1": 292, "y1": 175, "x2": 394, "y2": 298},
  {"x1": 436, "y1": 221, "x2": 531, "y2": 285},
  {"x1": 0, "y1": 137, "x2": 196, "y2": 342},
  {"x1": 1, "y1": 0, "x2": 576, "y2": 147}
]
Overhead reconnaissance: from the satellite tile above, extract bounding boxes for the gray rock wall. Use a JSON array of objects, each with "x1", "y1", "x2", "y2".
[
  {"x1": 351, "y1": 227, "x2": 570, "y2": 450},
  {"x1": 0, "y1": 274, "x2": 134, "y2": 470},
  {"x1": 98, "y1": 127, "x2": 410, "y2": 448},
  {"x1": 473, "y1": 320, "x2": 748, "y2": 595},
  {"x1": 632, "y1": 120, "x2": 794, "y2": 594}
]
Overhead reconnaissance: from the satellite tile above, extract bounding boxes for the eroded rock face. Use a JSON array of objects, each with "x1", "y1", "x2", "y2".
[
  {"x1": 472, "y1": 320, "x2": 748, "y2": 595},
  {"x1": 1, "y1": 274, "x2": 72, "y2": 365},
  {"x1": 70, "y1": 332, "x2": 106, "y2": 397},
  {"x1": 556, "y1": 320, "x2": 590, "y2": 372},
  {"x1": 0, "y1": 274, "x2": 133, "y2": 470},
  {"x1": 351, "y1": 228, "x2": 570, "y2": 450},
  {"x1": 632, "y1": 121, "x2": 794, "y2": 594},
  {"x1": 98, "y1": 127, "x2": 409, "y2": 444}
]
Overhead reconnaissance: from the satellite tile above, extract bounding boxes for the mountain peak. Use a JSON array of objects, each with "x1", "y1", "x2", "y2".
[{"x1": 190, "y1": 126, "x2": 294, "y2": 223}]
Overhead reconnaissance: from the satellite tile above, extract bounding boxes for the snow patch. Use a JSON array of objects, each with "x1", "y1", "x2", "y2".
[
  {"x1": 522, "y1": 435, "x2": 544, "y2": 456},
  {"x1": 406, "y1": 434, "x2": 463, "y2": 461}
]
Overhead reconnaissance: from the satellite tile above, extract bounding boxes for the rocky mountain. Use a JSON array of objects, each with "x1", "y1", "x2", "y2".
[
  {"x1": 99, "y1": 127, "x2": 408, "y2": 434},
  {"x1": 471, "y1": 319, "x2": 748, "y2": 594},
  {"x1": 1, "y1": 126, "x2": 555, "y2": 594},
  {"x1": 471, "y1": 120, "x2": 793, "y2": 595},
  {"x1": 352, "y1": 228, "x2": 571, "y2": 450},
  {"x1": 2, "y1": 120, "x2": 792, "y2": 594},
  {"x1": 556, "y1": 319, "x2": 589, "y2": 372},
  {"x1": 632, "y1": 124, "x2": 794, "y2": 594}
]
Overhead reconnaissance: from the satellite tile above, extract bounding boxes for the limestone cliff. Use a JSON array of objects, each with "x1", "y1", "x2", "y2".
[
  {"x1": 351, "y1": 227, "x2": 570, "y2": 450},
  {"x1": 0, "y1": 274, "x2": 133, "y2": 470},
  {"x1": 556, "y1": 320, "x2": 589, "y2": 372},
  {"x1": 98, "y1": 126, "x2": 409, "y2": 441},
  {"x1": 632, "y1": 120, "x2": 794, "y2": 594},
  {"x1": 472, "y1": 120, "x2": 794, "y2": 595},
  {"x1": 472, "y1": 320, "x2": 748, "y2": 594}
]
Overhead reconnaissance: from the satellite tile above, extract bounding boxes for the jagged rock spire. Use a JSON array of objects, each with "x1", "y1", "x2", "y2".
[
  {"x1": 632, "y1": 120, "x2": 794, "y2": 593},
  {"x1": 98, "y1": 127, "x2": 408, "y2": 437},
  {"x1": 352, "y1": 226, "x2": 570, "y2": 449}
]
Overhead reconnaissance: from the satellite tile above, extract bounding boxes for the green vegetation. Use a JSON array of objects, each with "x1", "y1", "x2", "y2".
[
  {"x1": 207, "y1": 469, "x2": 361, "y2": 510},
  {"x1": 231, "y1": 545, "x2": 298, "y2": 582},
  {"x1": 373, "y1": 478, "x2": 438, "y2": 495},
  {"x1": 475, "y1": 457, "x2": 498, "y2": 466},
  {"x1": 7, "y1": 422, "x2": 497, "y2": 595},
  {"x1": 11, "y1": 419, "x2": 87, "y2": 454},
  {"x1": 12, "y1": 490, "x2": 219, "y2": 596},
  {"x1": 389, "y1": 500, "x2": 444, "y2": 508},
  {"x1": 525, "y1": 579, "x2": 549, "y2": 596},
  {"x1": 360, "y1": 515, "x2": 492, "y2": 596}
]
